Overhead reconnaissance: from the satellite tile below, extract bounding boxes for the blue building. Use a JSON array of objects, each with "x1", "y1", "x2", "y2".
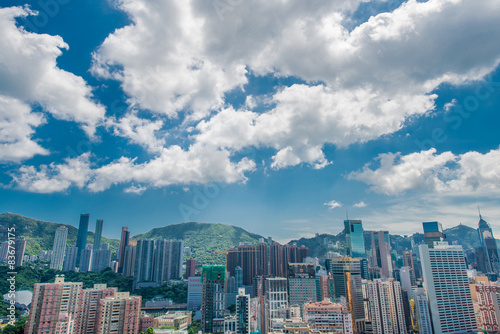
[
  {"x1": 344, "y1": 220, "x2": 366, "y2": 258},
  {"x1": 75, "y1": 213, "x2": 90, "y2": 266}
]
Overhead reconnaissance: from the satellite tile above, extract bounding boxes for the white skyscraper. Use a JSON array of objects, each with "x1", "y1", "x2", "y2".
[
  {"x1": 414, "y1": 288, "x2": 433, "y2": 334},
  {"x1": 419, "y1": 243, "x2": 477, "y2": 334},
  {"x1": 50, "y1": 226, "x2": 68, "y2": 270},
  {"x1": 366, "y1": 278, "x2": 406, "y2": 334}
]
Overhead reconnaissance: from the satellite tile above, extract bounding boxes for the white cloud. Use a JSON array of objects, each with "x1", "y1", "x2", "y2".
[
  {"x1": 0, "y1": 95, "x2": 48, "y2": 163},
  {"x1": 11, "y1": 144, "x2": 256, "y2": 193},
  {"x1": 349, "y1": 147, "x2": 500, "y2": 196},
  {"x1": 324, "y1": 200, "x2": 343, "y2": 210},
  {"x1": 0, "y1": 6, "x2": 106, "y2": 136},
  {"x1": 353, "y1": 201, "x2": 367, "y2": 208}
]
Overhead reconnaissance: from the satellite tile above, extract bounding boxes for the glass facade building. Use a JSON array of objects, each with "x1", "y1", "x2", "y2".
[{"x1": 344, "y1": 220, "x2": 366, "y2": 258}]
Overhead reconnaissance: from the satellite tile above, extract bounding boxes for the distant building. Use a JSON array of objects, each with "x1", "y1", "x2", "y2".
[
  {"x1": 201, "y1": 265, "x2": 226, "y2": 334},
  {"x1": 80, "y1": 245, "x2": 93, "y2": 272},
  {"x1": 14, "y1": 236, "x2": 26, "y2": 266},
  {"x1": 265, "y1": 277, "x2": 288, "y2": 332},
  {"x1": 185, "y1": 257, "x2": 196, "y2": 278},
  {"x1": 117, "y1": 226, "x2": 130, "y2": 273},
  {"x1": 287, "y1": 263, "x2": 317, "y2": 309},
  {"x1": 345, "y1": 220, "x2": 366, "y2": 258},
  {"x1": 370, "y1": 231, "x2": 393, "y2": 278},
  {"x1": 422, "y1": 221, "x2": 444, "y2": 248},
  {"x1": 303, "y1": 300, "x2": 353, "y2": 333},
  {"x1": 50, "y1": 226, "x2": 68, "y2": 270},
  {"x1": 188, "y1": 277, "x2": 203, "y2": 311},
  {"x1": 92, "y1": 243, "x2": 111, "y2": 272},
  {"x1": 63, "y1": 246, "x2": 78, "y2": 271},
  {"x1": 134, "y1": 239, "x2": 156, "y2": 287},
  {"x1": 477, "y1": 214, "x2": 500, "y2": 273},
  {"x1": 76, "y1": 213, "x2": 90, "y2": 266},
  {"x1": 366, "y1": 278, "x2": 406, "y2": 334},
  {"x1": 122, "y1": 244, "x2": 136, "y2": 277},
  {"x1": 414, "y1": 288, "x2": 433, "y2": 334},
  {"x1": 95, "y1": 292, "x2": 141, "y2": 334},
  {"x1": 0, "y1": 241, "x2": 8, "y2": 262},
  {"x1": 236, "y1": 288, "x2": 250, "y2": 334},
  {"x1": 77, "y1": 284, "x2": 117, "y2": 334},
  {"x1": 93, "y1": 219, "x2": 103, "y2": 251}
]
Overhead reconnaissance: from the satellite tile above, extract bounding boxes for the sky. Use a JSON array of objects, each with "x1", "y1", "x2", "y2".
[{"x1": 0, "y1": 0, "x2": 500, "y2": 243}]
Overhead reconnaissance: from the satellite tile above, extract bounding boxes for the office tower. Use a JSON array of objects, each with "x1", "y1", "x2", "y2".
[
  {"x1": 63, "y1": 246, "x2": 78, "y2": 271},
  {"x1": 287, "y1": 263, "x2": 317, "y2": 308},
  {"x1": 117, "y1": 226, "x2": 130, "y2": 273},
  {"x1": 201, "y1": 265, "x2": 227, "y2": 334},
  {"x1": 50, "y1": 226, "x2": 68, "y2": 270},
  {"x1": 13, "y1": 236, "x2": 26, "y2": 266},
  {"x1": 236, "y1": 288, "x2": 250, "y2": 334},
  {"x1": 92, "y1": 243, "x2": 111, "y2": 272},
  {"x1": 422, "y1": 221, "x2": 444, "y2": 248},
  {"x1": 414, "y1": 288, "x2": 433, "y2": 334},
  {"x1": 122, "y1": 244, "x2": 136, "y2": 277},
  {"x1": 95, "y1": 292, "x2": 141, "y2": 334},
  {"x1": 327, "y1": 257, "x2": 365, "y2": 333},
  {"x1": 399, "y1": 266, "x2": 414, "y2": 299},
  {"x1": 366, "y1": 279, "x2": 406, "y2": 334},
  {"x1": 134, "y1": 239, "x2": 156, "y2": 287},
  {"x1": 402, "y1": 250, "x2": 417, "y2": 285},
  {"x1": 303, "y1": 300, "x2": 353, "y2": 333},
  {"x1": 419, "y1": 243, "x2": 476, "y2": 333},
  {"x1": 25, "y1": 275, "x2": 83, "y2": 334},
  {"x1": 472, "y1": 277, "x2": 500, "y2": 332},
  {"x1": 371, "y1": 231, "x2": 393, "y2": 278},
  {"x1": 477, "y1": 214, "x2": 500, "y2": 273},
  {"x1": 186, "y1": 257, "x2": 196, "y2": 278},
  {"x1": 76, "y1": 213, "x2": 90, "y2": 266},
  {"x1": 93, "y1": 219, "x2": 103, "y2": 251},
  {"x1": 257, "y1": 242, "x2": 269, "y2": 276},
  {"x1": 80, "y1": 245, "x2": 93, "y2": 271},
  {"x1": 76, "y1": 284, "x2": 117, "y2": 334},
  {"x1": 188, "y1": 276, "x2": 203, "y2": 311},
  {"x1": 345, "y1": 220, "x2": 366, "y2": 258},
  {"x1": 269, "y1": 242, "x2": 283, "y2": 277},
  {"x1": 0, "y1": 241, "x2": 8, "y2": 262},
  {"x1": 265, "y1": 277, "x2": 288, "y2": 326}
]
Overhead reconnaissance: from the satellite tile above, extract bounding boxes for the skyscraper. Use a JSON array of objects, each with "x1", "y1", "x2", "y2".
[
  {"x1": 95, "y1": 292, "x2": 141, "y2": 334},
  {"x1": 422, "y1": 221, "x2": 444, "y2": 248},
  {"x1": 92, "y1": 243, "x2": 111, "y2": 272},
  {"x1": 201, "y1": 265, "x2": 227, "y2": 334},
  {"x1": 414, "y1": 288, "x2": 433, "y2": 334},
  {"x1": 122, "y1": 244, "x2": 136, "y2": 277},
  {"x1": 50, "y1": 226, "x2": 68, "y2": 270},
  {"x1": 76, "y1": 284, "x2": 117, "y2": 334},
  {"x1": 287, "y1": 263, "x2": 317, "y2": 309},
  {"x1": 186, "y1": 258, "x2": 196, "y2": 278},
  {"x1": 93, "y1": 219, "x2": 103, "y2": 251},
  {"x1": 76, "y1": 213, "x2": 90, "y2": 266},
  {"x1": 265, "y1": 277, "x2": 288, "y2": 330},
  {"x1": 80, "y1": 244, "x2": 93, "y2": 272},
  {"x1": 154, "y1": 239, "x2": 185, "y2": 284},
  {"x1": 366, "y1": 279, "x2": 407, "y2": 334},
  {"x1": 269, "y1": 242, "x2": 283, "y2": 277},
  {"x1": 477, "y1": 213, "x2": 500, "y2": 273},
  {"x1": 117, "y1": 226, "x2": 130, "y2": 274},
  {"x1": 63, "y1": 246, "x2": 78, "y2": 271},
  {"x1": 370, "y1": 231, "x2": 393, "y2": 278},
  {"x1": 14, "y1": 236, "x2": 26, "y2": 266},
  {"x1": 419, "y1": 243, "x2": 477, "y2": 333},
  {"x1": 134, "y1": 239, "x2": 155, "y2": 287},
  {"x1": 257, "y1": 242, "x2": 269, "y2": 276},
  {"x1": 345, "y1": 220, "x2": 366, "y2": 258},
  {"x1": 236, "y1": 288, "x2": 250, "y2": 334}
]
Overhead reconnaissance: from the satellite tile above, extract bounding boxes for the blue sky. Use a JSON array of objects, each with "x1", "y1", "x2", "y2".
[{"x1": 1, "y1": 0, "x2": 500, "y2": 242}]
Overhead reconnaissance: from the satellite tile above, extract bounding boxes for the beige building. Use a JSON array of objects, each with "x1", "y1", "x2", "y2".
[{"x1": 303, "y1": 300, "x2": 353, "y2": 334}]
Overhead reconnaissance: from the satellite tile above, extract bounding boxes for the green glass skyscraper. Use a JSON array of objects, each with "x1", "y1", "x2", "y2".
[{"x1": 344, "y1": 220, "x2": 366, "y2": 258}]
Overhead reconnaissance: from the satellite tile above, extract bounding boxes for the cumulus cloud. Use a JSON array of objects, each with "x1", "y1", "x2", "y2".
[
  {"x1": 0, "y1": 95, "x2": 48, "y2": 163},
  {"x1": 353, "y1": 201, "x2": 367, "y2": 208},
  {"x1": 11, "y1": 145, "x2": 256, "y2": 193},
  {"x1": 0, "y1": 6, "x2": 106, "y2": 136},
  {"x1": 349, "y1": 147, "x2": 500, "y2": 196},
  {"x1": 324, "y1": 200, "x2": 343, "y2": 210}
]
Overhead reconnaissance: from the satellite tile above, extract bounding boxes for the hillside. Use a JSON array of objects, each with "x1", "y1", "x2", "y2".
[
  {"x1": 0, "y1": 213, "x2": 120, "y2": 256},
  {"x1": 132, "y1": 222, "x2": 265, "y2": 264}
]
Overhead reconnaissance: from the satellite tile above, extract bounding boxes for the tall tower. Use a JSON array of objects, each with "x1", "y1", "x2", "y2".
[
  {"x1": 419, "y1": 243, "x2": 476, "y2": 333},
  {"x1": 201, "y1": 265, "x2": 227, "y2": 334},
  {"x1": 477, "y1": 213, "x2": 500, "y2": 273},
  {"x1": 287, "y1": 263, "x2": 317, "y2": 309},
  {"x1": 345, "y1": 220, "x2": 366, "y2": 258},
  {"x1": 186, "y1": 258, "x2": 196, "y2": 278},
  {"x1": 76, "y1": 213, "x2": 90, "y2": 266},
  {"x1": 422, "y1": 221, "x2": 444, "y2": 248},
  {"x1": 366, "y1": 279, "x2": 407, "y2": 334},
  {"x1": 93, "y1": 219, "x2": 103, "y2": 251},
  {"x1": 134, "y1": 239, "x2": 155, "y2": 288},
  {"x1": 117, "y1": 226, "x2": 130, "y2": 273},
  {"x1": 50, "y1": 226, "x2": 68, "y2": 270},
  {"x1": 14, "y1": 237, "x2": 26, "y2": 267},
  {"x1": 370, "y1": 231, "x2": 393, "y2": 278}
]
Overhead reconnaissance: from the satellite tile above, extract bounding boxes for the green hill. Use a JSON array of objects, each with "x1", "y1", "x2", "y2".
[
  {"x1": 132, "y1": 222, "x2": 264, "y2": 264},
  {"x1": 0, "y1": 213, "x2": 120, "y2": 256}
]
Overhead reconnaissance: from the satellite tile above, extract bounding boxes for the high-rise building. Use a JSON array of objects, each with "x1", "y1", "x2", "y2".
[
  {"x1": 50, "y1": 226, "x2": 68, "y2": 270},
  {"x1": 366, "y1": 278, "x2": 406, "y2": 334},
  {"x1": 14, "y1": 236, "x2": 26, "y2": 266},
  {"x1": 265, "y1": 277, "x2": 288, "y2": 330},
  {"x1": 188, "y1": 276, "x2": 203, "y2": 311},
  {"x1": 472, "y1": 276, "x2": 500, "y2": 333},
  {"x1": 303, "y1": 300, "x2": 353, "y2": 333},
  {"x1": 154, "y1": 239, "x2": 185, "y2": 284},
  {"x1": 413, "y1": 288, "x2": 433, "y2": 334},
  {"x1": 402, "y1": 250, "x2": 417, "y2": 286},
  {"x1": 76, "y1": 284, "x2": 117, "y2": 334},
  {"x1": 25, "y1": 275, "x2": 83, "y2": 334},
  {"x1": 477, "y1": 214, "x2": 500, "y2": 273},
  {"x1": 76, "y1": 213, "x2": 90, "y2": 266},
  {"x1": 236, "y1": 288, "x2": 250, "y2": 334},
  {"x1": 122, "y1": 244, "x2": 136, "y2": 277},
  {"x1": 95, "y1": 292, "x2": 141, "y2": 334},
  {"x1": 186, "y1": 258, "x2": 196, "y2": 278},
  {"x1": 422, "y1": 221, "x2": 444, "y2": 248},
  {"x1": 287, "y1": 263, "x2": 317, "y2": 309},
  {"x1": 399, "y1": 266, "x2": 414, "y2": 299},
  {"x1": 201, "y1": 265, "x2": 227, "y2": 334},
  {"x1": 257, "y1": 242, "x2": 269, "y2": 276},
  {"x1": 371, "y1": 231, "x2": 393, "y2": 278},
  {"x1": 92, "y1": 243, "x2": 111, "y2": 272},
  {"x1": 80, "y1": 245, "x2": 93, "y2": 272},
  {"x1": 134, "y1": 239, "x2": 156, "y2": 287},
  {"x1": 326, "y1": 257, "x2": 365, "y2": 333},
  {"x1": 117, "y1": 226, "x2": 130, "y2": 274},
  {"x1": 269, "y1": 242, "x2": 283, "y2": 277},
  {"x1": 93, "y1": 219, "x2": 103, "y2": 251},
  {"x1": 235, "y1": 266, "x2": 243, "y2": 288},
  {"x1": 419, "y1": 243, "x2": 477, "y2": 333},
  {"x1": 0, "y1": 241, "x2": 8, "y2": 262},
  {"x1": 63, "y1": 246, "x2": 78, "y2": 271},
  {"x1": 345, "y1": 220, "x2": 366, "y2": 258}
]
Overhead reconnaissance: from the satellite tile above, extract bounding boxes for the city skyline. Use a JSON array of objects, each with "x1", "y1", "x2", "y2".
[{"x1": 0, "y1": 0, "x2": 499, "y2": 243}]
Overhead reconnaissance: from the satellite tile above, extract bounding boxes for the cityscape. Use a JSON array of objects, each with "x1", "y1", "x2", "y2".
[{"x1": 1, "y1": 212, "x2": 500, "y2": 334}]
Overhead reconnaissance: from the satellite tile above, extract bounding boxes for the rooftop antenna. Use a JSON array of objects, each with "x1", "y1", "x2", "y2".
[
  {"x1": 478, "y1": 206, "x2": 482, "y2": 219},
  {"x1": 346, "y1": 210, "x2": 349, "y2": 220}
]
